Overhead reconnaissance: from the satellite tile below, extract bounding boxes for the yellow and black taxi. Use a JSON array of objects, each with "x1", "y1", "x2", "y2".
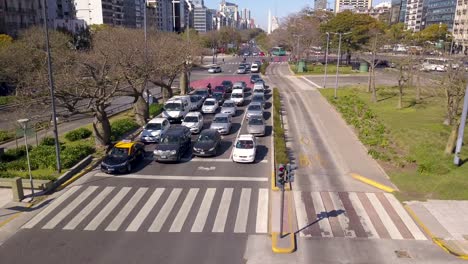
[{"x1": 101, "y1": 140, "x2": 145, "y2": 174}]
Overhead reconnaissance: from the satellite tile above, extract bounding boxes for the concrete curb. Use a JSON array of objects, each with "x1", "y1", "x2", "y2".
[
  {"x1": 271, "y1": 232, "x2": 296, "y2": 254},
  {"x1": 351, "y1": 173, "x2": 395, "y2": 193},
  {"x1": 404, "y1": 205, "x2": 468, "y2": 260},
  {"x1": 45, "y1": 155, "x2": 93, "y2": 193},
  {"x1": 55, "y1": 157, "x2": 104, "y2": 192}
]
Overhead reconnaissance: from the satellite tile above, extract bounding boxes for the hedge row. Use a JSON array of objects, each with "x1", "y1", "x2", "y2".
[
  {"x1": 260, "y1": 61, "x2": 270, "y2": 75},
  {"x1": 273, "y1": 88, "x2": 289, "y2": 165},
  {"x1": 110, "y1": 118, "x2": 139, "y2": 141},
  {"x1": 65, "y1": 127, "x2": 92, "y2": 142},
  {"x1": 0, "y1": 129, "x2": 13, "y2": 142},
  {"x1": 149, "y1": 103, "x2": 164, "y2": 118}
]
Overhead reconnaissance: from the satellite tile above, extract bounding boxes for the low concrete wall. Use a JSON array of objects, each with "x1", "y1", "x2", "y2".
[
  {"x1": 0, "y1": 179, "x2": 52, "y2": 190},
  {"x1": 45, "y1": 155, "x2": 93, "y2": 193}
]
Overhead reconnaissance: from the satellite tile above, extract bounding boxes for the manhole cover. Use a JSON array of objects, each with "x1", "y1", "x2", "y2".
[{"x1": 395, "y1": 250, "x2": 411, "y2": 258}]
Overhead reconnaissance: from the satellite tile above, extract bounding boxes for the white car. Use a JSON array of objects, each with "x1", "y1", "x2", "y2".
[
  {"x1": 182, "y1": 112, "x2": 204, "y2": 133},
  {"x1": 251, "y1": 64, "x2": 260, "y2": 73},
  {"x1": 232, "y1": 134, "x2": 257, "y2": 163},
  {"x1": 201, "y1": 98, "x2": 219, "y2": 114},
  {"x1": 230, "y1": 89, "x2": 245, "y2": 106},
  {"x1": 208, "y1": 66, "x2": 222, "y2": 73},
  {"x1": 252, "y1": 85, "x2": 265, "y2": 94},
  {"x1": 140, "y1": 117, "x2": 171, "y2": 143}
]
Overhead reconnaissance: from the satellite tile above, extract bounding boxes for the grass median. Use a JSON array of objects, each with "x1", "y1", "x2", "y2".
[
  {"x1": 290, "y1": 64, "x2": 356, "y2": 75},
  {"x1": 273, "y1": 88, "x2": 289, "y2": 165},
  {"x1": 320, "y1": 86, "x2": 468, "y2": 200}
]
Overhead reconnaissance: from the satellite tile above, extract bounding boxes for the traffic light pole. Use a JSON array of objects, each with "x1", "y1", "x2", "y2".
[{"x1": 280, "y1": 183, "x2": 285, "y2": 237}]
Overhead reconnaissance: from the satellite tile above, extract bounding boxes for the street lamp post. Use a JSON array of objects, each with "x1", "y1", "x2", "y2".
[
  {"x1": 323, "y1": 32, "x2": 330, "y2": 88},
  {"x1": 41, "y1": 0, "x2": 61, "y2": 173},
  {"x1": 143, "y1": 0, "x2": 150, "y2": 111},
  {"x1": 18, "y1": 119, "x2": 34, "y2": 201},
  {"x1": 334, "y1": 32, "x2": 351, "y2": 99}
]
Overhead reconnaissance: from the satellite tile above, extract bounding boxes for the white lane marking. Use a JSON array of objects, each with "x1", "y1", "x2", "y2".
[
  {"x1": 169, "y1": 188, "x2": 199, "y2": 232},
  {"x1": 366, "y1": 193, "x2": 403, "y2": 240},
  {"x1": 84, "y1": 187, "x2": 131, "y2": 231},
  {"x1": 148, "y1": 188, "x2": 182, "y2": 232},
  {"x1": 230, "y1": 104, "x2": 249, "y2": 160},
  {"x1": 126, "y1": 188, "x2": 165, "y2": 232},
  {"x1": 234, "y1": 188, "x2": 251, "y2": 233},
  {"x1": 105, "y1": 188, "x2": 147, "y2": 231},
  {"x1": 93, "y1": 173, "x2": 268, "y2": 182},
  {"x1": 311, "y1": 192, "x2": 333, "y2": 237},
  {"x1": 293, "y1": 191, "x2": 310, "y2": 237},
  {"x1": 42, "y1": 186, "x2": 98, "y2": 229},
  {"x1": 301, "y1": 77, "x2": 322, "y2": 89},
  {"x1": 23, "y1": 186, "x2": 82, "y2": 229},
  {"x1": 212, "y1": 188, "x2": 234, "y2": 232},
  {"x1": 348, "y1": 192, "x2": 379, "y2": 239},
  {"x1": 63, "y1": 186, "x2": 114, "y2": 230},
  {"x1": 329, "y1": 192, "x2": 356, "y2": 238},
  {"x1": 256, "y1": 188, "x2": 269, "y2": 233},
  {"x1": 191, "y1": 188, "x2": 216, "y2": 232},
  {"x1": 191, "y1": 158, "x2": 268, "y2": 163},
  {"x1": 384, "y1": 193, "x2": 426, "y2": 240}
]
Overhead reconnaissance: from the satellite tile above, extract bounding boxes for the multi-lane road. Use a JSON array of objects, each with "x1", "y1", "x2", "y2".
[{"x1": 0, "y1": 52, "x2": 463, "y2": 263}]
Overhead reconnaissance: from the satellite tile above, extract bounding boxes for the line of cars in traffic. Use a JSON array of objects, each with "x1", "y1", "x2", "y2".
[
  {"x1": 237, "y1": 60, "x2": 262, "y2": 74},
  {"x1": 100, "y1": 76, "x2": 269, "y2": 174}
]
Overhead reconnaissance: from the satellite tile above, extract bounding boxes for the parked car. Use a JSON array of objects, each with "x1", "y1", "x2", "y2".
[
  {"x1": 190, "y1": 88, "x2": 210, "y2": 100},
  {"x1": 220, "y1": 100, "x2": 237, "y2": 116},
  {"x1": 210, "y1": 113, "x2": 232, "y2": 135},
  {"x1": 237, "y1": 65, "x2": 247, "y2": 74},
  {"x1": 251, "y1": 93, "x2": 266, "y2": 108},
  {"x1": 232, "y1": 134, "x2": 257, "y2": 163},
  {"x1": 153, "y1": 126, "x2": 191, "y2": 162},
  {"x1": 101, "y1": 140, "x2": 145, "y2": 173},
  {"x1": 140, "y1": 117, "x2": 171, "y2": 143},
  {"x1": 208, "y1": 66, "x2": 222, "y2": 73},
  {"x1": 247, "y1": 115, "x2": 265, "y2": 136},
  {"x1": 250, "y1": 74, "x2": 261, "y2": 84},
  {"x1": 189, "y1": 95, "x2": 204, "y2": 111},
  {"x1": 201, "y1": 98, "x2": 219, "y2": 114},
  {"x1": 192, "y1": 129, "x2": 222, "y2": 157},
  {"x1": 246, "y1": 102, "x2": 263, "y2": 119},
  {"x1": 181, "y1": 112, "x2": 204, "y2": 134},
  {"x1": 230, "y1": 89, "x2": 245, "y2": 106},
  {"x1": 212, "y1": 91, "x2": 225, "y2": 105},
  {"x1": 221, "y1": 80, "x2": 233, "y2": 93}
]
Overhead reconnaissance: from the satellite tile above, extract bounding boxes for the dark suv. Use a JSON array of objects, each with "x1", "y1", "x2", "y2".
[{"x1": 153, "y1": 126, "x2": 191, "y2": 162}]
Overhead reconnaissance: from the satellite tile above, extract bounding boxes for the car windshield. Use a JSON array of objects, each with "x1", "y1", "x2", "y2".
[
  {"x1": 160, "y1": 135, "x2": 180, "y2": 144},
  {"x1": 110, "y1": 147, "x2": 129, "y2": 157},
  {"x1": 249, "y1": 118, "x2": 263, "y2": 125},
  {"x1": 198, "y1": 134, "x2": 215, "y2": 142},
  {"x1": 145, "y1": 123, "x2": 162, "y2": 130},
  {"x1": 236, "y1": 140, "x2": 254, "y2": 149},
  {"x1": 184, "y1": 116, "x2": 198, "y2": 123},
  {"x1": 223, "y1": 103, "x2": 235, "y2": 108},
  {"x1": 213, "y1": 93, "x2": 223, "y2": 98},
  {"x1": 210, "y1": 67, "x2": 216, "y2": 70},
  {"x1": 165, "y1": 102, "x2": 181, "y2": 111},
  {"x1": 204, "y1": 100, "x2": 215, "y2": 106},
  {"x1": 195, "y1": 90, "x2": 208, "y2": 96},
  {"x1": 214, "y1": 86, "x2": 224, "y2": 91},
  {"x1": 238, "y1": 66, "x2": 245, "y2": 69},
  {"x1": 190, "y1": 96, "x2": 200, "y2": 102},
  {"x1": 231, "y1": 94, "x2": 243, "y2": 98},
  {"x1": 248, "y1": 105, "x2": 261, "y2": 111},
  {"x1": 213, "y1": 117, "x2": 229, "y2": 123},
  {"x1": 253, "y1": 96, "x2": 263, "y2": 101},
  {"x1": 251, "y1": 75, "x2": 260, "y2": 79}
]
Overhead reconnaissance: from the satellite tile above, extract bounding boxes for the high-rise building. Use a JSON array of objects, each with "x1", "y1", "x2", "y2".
[
  {"x1": 171, "y1": 0, "x2": 191, "y2": 32},
  {"x1": 192, "y1": 0, "x2": 212, "y2": 32},
  {"x1": 422, "y1": 0, "x2": 456, "y2": 31},
  {"x1": 405, "y1": 0, "x2": 424, "y2": 31},
  {"x1": 219, "y1": 0, "x2": 239, "y2": 28},
  {"x1": 148, "y1": 0, "x2": 173, "y2": 32},
  {"x1": 453, "y1": 0, "x2": 468, "y2": 51},
  {"x1": 315, "y1": 0, "x2": 327, "y2": 10},
  {"x1": 335, "y1": 0, "x2": 372, "y2": 13},
  {"x1": 390, "y1": 0, "x2": 406, "y2": 23},
  {"x1": 74, "y1": 0, "x2": 125, "y2": 26}
]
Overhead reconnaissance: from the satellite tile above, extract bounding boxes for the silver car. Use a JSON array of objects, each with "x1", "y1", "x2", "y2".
[
  {"x1": 221, "y1": 100, "x2": 237, "y2": 116},
  {"x1": 210, "y1": 113, "x2": 232, "y2": 135},
  {"x1": 251, "y1": 93, "x2": 265, "y2": 108},
  {"x1": 247, "y1": 115, "x2": 265, "y2": 136},
  {"x1": 246, "y1": 102, "x2": 263, "y2": 119},
  {"x1": 233, "y1": 81, "x2": 247, "y2": 91}
]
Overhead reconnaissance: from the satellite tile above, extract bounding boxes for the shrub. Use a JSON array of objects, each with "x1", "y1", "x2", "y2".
[
  {"x1": 65, "y1": 127, "x2": 92, "y2": 142},
  {"x1": 61, "y1": 144, "x2": 95, "y2": 168},
  {"x1": 40, "y1": 136, "x2": 56, "y2": 146},
  {"x1": 111, "y1": 118, "x2": 139, "y2": 141},
  {"x1": 149, "y1": 103, "x2": 164, "y2": 118},
  {"x1": 0, "y1": 145, "x2": 32, "y2": 162},
  {"x1": 5, "y1": 158, "x2": 38, "y2": 171},
  {"x1": 272, "y1": 88, "x2": 289, "y2": 165},
  {"x1": 29, "y1": 145, "x2": 57, "y2": 169},
  {"x1": 260, "y1": 61, "x2": 270, "y2": 75},
  {"x1": 0, "y1": 130, "x2": 13, "y2": 142}
]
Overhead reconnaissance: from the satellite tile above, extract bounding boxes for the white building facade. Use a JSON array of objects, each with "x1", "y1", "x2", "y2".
[
  {"x1": 335, "y1": 0, "x2": 372, "y2": 12},
  {"x1": 404, "y1": 0, "x2": 424, "y2": 31}
]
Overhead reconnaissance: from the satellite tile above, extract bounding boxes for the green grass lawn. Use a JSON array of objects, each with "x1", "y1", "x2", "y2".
[
  {"x1": 290, "y1": 64, "x2": 357, "y2": 75},
  {"x1": 0, "y1": 96, "x2": 14, "y2": 105},
  {"x1": 320, "y1": 86, "x2": 468, "y2": 201}
]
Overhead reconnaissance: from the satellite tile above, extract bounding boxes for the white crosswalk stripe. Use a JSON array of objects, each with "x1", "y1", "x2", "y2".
[
  {"x1": 23, "y1": 186, "x2": 269, "y2": 234},
  {"x1": 294, "y1": 191, "x2": 426, "y2": 240}
]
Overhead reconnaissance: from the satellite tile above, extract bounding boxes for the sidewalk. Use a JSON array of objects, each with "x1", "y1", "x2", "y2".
[{"x1": 406, "y1": 200, "x2": 468, "y2": 259}]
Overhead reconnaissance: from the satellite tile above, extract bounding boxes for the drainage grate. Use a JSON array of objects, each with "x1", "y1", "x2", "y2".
[{"x1": 395, "y1": 250, "x2": 411, "y2": 258}]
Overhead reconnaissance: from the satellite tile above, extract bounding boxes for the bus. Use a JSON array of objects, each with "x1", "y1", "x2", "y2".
[
  {"x1": 271, "y1": 46, "x2": 286, "y2": 56},
  {"x1": 421, "y1": 58, "x2": 457, "y2": 72}
]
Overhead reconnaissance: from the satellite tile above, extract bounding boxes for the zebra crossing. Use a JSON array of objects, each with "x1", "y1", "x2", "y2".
[
  {"x1": 22, "y1": 185, "x2": 269, "y2": 234},
  {"x1": 223, "y1": 61, "x2": 288, "y2": 65},
  {"x1": 294, "y1": 191, "x2": 427, "y2": 240}
]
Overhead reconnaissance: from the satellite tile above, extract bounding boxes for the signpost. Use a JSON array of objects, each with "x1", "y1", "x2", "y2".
[{"x1": 454, "y1": 85, "x2": 468, "y2": 165}]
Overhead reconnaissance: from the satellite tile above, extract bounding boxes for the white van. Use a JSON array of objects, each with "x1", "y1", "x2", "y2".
[
  {"x1": 230, "y1": 89, "x2": 245, "y2": 106},
  {"x1": 251, "y1": 64, "x2": 260, "y2": 73},
  {"x1": 162, "y1": 95, "x2": 190, "y2": 123},
  {"x1": 253, "y1": 82, "x2": 265, "y2": 91}
]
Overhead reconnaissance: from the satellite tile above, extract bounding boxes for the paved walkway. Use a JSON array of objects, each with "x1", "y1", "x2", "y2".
[{"x1": 406, "y1": 200, "x2": 468, "y2": 258}]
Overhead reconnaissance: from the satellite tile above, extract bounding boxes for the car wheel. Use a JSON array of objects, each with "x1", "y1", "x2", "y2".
[{"x1": 126, "y1": 163, "x2": 132, "y2": 173}]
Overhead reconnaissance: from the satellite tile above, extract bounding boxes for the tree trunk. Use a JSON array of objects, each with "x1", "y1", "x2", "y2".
[
  {"x1": 179, "y1": 70, "x2": 188, "y2": 95},
  {"x1": 416, "y1": 74, "x2": 421, "y2": 102},
  {"x1": 397, "y1": 85, "x2": 403, "y2": 109},
  {"x1": 444, "y1": 123, "x2": 459, "y2": 154},
  {"x1": 367, "y1": 65, "x2": 372, "y2": 93},
  {"x1": 371, "y1": 69, "x2": 377, "y2": 103},
  {"x1": 93, "y1": 108, "x2": 111, "y2": 147},
  {"x1": 133, "y1": 94, "x2": 149, "y2": 126}
]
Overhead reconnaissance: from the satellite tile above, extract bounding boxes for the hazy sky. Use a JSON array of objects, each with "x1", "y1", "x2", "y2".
[{"x1": 204, "y1": 0, "x2": 387, "y2": 30}]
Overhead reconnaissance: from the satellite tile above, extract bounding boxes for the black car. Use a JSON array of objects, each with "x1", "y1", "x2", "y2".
[
  {"x1": 192, "y1": 129, "x2": 222, "y2": 157},
  {"x1": 221, "y1": 80, "x2": 233, "y2": 93},
  {"x1": 212, "y1": 91, "x2": 225, "y2": 105},
  {"x1": 153, "y1": 126, "x2": 191, "y2": 162},
  {"x1": 250, "y1": 74, "x2": 261, "y2": 84},
  {"x1": 101, "y1": 141, "x2": 145, "y2": 174}
]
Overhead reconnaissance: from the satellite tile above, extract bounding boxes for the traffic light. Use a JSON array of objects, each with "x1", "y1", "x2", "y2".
[
  {"x1": 286, "y1": 163, "x2": 297, "y2": 183},
  {"x1": 276, "y1": 164, "x2": 286, "y2": 186}
]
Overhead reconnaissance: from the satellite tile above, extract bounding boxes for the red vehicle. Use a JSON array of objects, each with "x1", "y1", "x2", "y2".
[{"x1": 259, "y1": 51, "x2": 265, "y2": 56}]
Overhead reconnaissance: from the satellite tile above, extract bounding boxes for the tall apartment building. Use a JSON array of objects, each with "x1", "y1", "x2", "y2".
[
  {"x1": 390, "y1": 0, "x2": 407, "y2": 23},
  {"x1": 219, "y1": 0, "x2": 239, "y2": 28},
  {"x1": 335, "y1": 0, "x2": 372, "y2": 13},
  {"x1": 148, "y1": 0, "x2": 173, "y2": 32},
  {"x1": 315, "y1": 0, "x2": 327, "y2": 10},
  {"x1": 192, "y1": 0, "x2": 212, "y2": 32},
  {"x1": 422, "y1": 0, "x2": 456, "y2": 30},
  {"x1": 74, "y1": 0, "x2": 124, "y2": 26},
  {"x1": 453, "y1": 0, "x2": 468, "y2": 50},
  {"x1": 405, "y1": 0, "x2": 424, "y2": 31}
]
